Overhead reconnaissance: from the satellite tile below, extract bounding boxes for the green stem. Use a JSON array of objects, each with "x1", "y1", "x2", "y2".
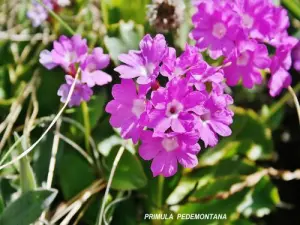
[
  {"x1": 282, "y1": 0, "x2": 300, "y2": 20},
  {"x1": 81, "y1": 101, "x2": 91, "y2": 156},
  {"x1": 265, "y1": 83, "x2": 300, "y2": 122},
  {"x1": 36, "y1": 0, "x2": 75, "y2": 35}
]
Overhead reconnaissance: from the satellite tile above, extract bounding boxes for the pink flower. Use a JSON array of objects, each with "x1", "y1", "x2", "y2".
[
  {"x1": 194, "y1": 93, "x2": 233, "y2": 147},
  {"x1": 58, "y1": 75, "x2": 93, "y2": 107},
  {"x1": 268, "y1": 44, "x2": 295, "y2": 96},
  {"x1": 233, "y1": 0, "x2": 273, "y2": 41},
  {"x1": 105, "y1": 79, "x2": 149, "y2": 143},
  {"x1": 224, "y1": 40, "x2": 270, "y2": 88},
  {"x1": 160, "y1": 45, "x2": 206, "y2": 79},
  {"x1": 51, "y1": 35, "x2": 88, "y2": 75},
  {"x1": 139, "y1": 131, "x2": 200, "y2": 177},
  {"x1": 191, "y1": 1, "x2": 241, "y2": 59},
  {"x1": 148, "y1": 78, "x2": 204, "y2": 136},
  {"x1": 80, "y1": 48, "x2": 111, "y2": 87},
  {"x1": 115, "y1": 34, "x2": 168, "y2": 84}
]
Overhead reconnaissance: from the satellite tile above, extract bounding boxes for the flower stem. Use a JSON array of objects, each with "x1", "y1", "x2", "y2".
[
  {"x1": 36, "y1": 0, "x2": 75, "y2": 35},
  {"x1": 157, "y1": 175, "x2": 164, "y2": 209},
  {"x1": 97, "y1": 145, "x2": 125, "y2": 225},
  {"x1": 288, "y1": 85, "x2": 300, "y2": 125},
  {"x1": 81, "y1": 101, "x2": 91, "y2": 155},
  {"x1": 265, "y1": 83, "x2": 300, "y2": 122}
]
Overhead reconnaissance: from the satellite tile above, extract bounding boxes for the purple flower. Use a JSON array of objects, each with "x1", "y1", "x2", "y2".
[
  {"x1": 189, "y1": 65, "x2": 225, "y2": 95},
  {"x1": 191, "y1": 1, "x2": 240, "y2": 59},
  {"x1": 148, "y1": 78, "x2": 204, "y2": 136},
  {"x1": 194, "y1": 93, "x2": 233, "y2": 147},
  {"x1": 39, "y1": 50, "x2": 58, "y2": 70},
  {"x1": 27, "y1": 0, "x2": 53, "y2": 27},
  {"x1": 223, "y1": 40, "x2": 270, "y2": 89},
  {"x1": 51, "y1": 35, "x2": 88, "y2": 75},
  {"x1": 292, "y1": 41, "x2": 300, "y2": 72},
  {"x1": 105, "y1": 79, "x2": 149, "y2": 143},
  {"x1": 139, "y1": 130, "x2": 200, "y2": 177},
  {"x1": 160, "y1": 45, "x2": 206, "y2": 79},
  {"x1": 58, "y1": 75, "x2": 93, "y2": 107},
  {"x1": 268, "y1": 44, "x2": 295, "y2": 97},
  {"x1": 81, "y1": 48, "x2": 112, "y2": 87},
  {"x1": 233, "y1": 0, "x2": 273, "y2": 41},
  {"x1": 115, "y1": 34, "x2": 168, "y2": 84}
]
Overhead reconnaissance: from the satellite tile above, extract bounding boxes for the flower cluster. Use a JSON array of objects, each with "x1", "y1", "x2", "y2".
[
  {"x1": 27, "y1": 0, "x2": 71, "y2": 27},
  {"x1": 40, "y1": 35, "x2": 111, "y2": 107},
  {"x1": 106, "y1": 34, "x2": 234, "y2": 177},
  {"x1": 191, "y1": 0, "x2": 298, "y2": 96}
]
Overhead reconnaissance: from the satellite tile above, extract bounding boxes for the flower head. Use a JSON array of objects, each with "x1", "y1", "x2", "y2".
[
  {"x1": 115, "y1": 34, "x2": 168, "y2": 85},
  {"x1": 223, "y1": 40, "x2": 270, "y2": 88},
  {"x1": 81, "y1": 48, "x2": 111, "y2": 87},
  {"x1": 58, "y1": 75, "x2": 93, "y2": 107},
  {"x1": 191, "y1": 1, "x2": 241, "y2": 59},
  {"x1": 40, "y1": 35, "x2": 111, "y2": 107},
  {"x1": 105, "y1": 79, "x2": 149, "y2": 143},
  {"x1": 27, "y1": 0, "x2": 53, "y2": 27},
  {"x1": 139, "y1": 130, "x2": 200, "y2": 177},
  {"x1": 292, "y1": 41, "x2": 300, "y2": 72}
]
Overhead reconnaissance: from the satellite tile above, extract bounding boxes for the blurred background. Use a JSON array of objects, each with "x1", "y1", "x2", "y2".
[{"x1": 0, "y1": 0, "x2": 300, "y2": 224}]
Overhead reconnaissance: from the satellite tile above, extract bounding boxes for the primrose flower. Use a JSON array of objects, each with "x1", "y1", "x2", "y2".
[
  {"x1": 191, "y1": 1, "x2": 241, "y2": 59},
  {"x1": 27, "y1": 0, "x2": 53, "y2": 27},
  {"x1": 115, "y1": 34, "x2": 168, "y2": 84},
  {"x1": 107, "y1": 33, "x2": 234, "y2": 177},
  {"x1": 105, "y1": 79, "x2": 149, "y2": 143},
  {"x1": 223, "y1": 40, "x2": 270, "y2": 88},
  {"x1": 58, "y1": 75, "x2": 93, "y2": 107},
  {"x1": 139, "y1": 131, "x2": 200, "y2": 177},
  {"x1": 40, "y1": 35, "x2": 111, "y2": 107}
]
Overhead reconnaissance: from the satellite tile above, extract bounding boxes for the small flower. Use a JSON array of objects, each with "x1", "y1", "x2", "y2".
[
  {"x1": 223, "y1": 40, "x2": 270, "y2": 89},
  {"x1": 40, "y1": 35, "x2": 111, "y2": 107},
  {"x1": 191, "y1": 1, "x2": 241, "y2": 59},
  {"x1": 148, "y1": 78, "x2": 204, "y2": 135},
  {"x1": 51, "y1": 35, "x2": 88, "y2": 75},
  {"x1": 115, "y1": 34, "x2": 168, "y2": 85},
  {"x1": 147, "y1": 0, "x2": 185, "y2": 33},
  {"x1": 81, "y1": 48, "x2": 111, "y2": 87},
  {"x1": 139, "y1": 130, "x2": 200, "y2": 177},
  {"x1": 161, "y1": 45, "x2": 206, "y2": 79},
  {"x1": 292, "y1": 41, "x2": 300, "y2": 72},
  {"x1": 233, "y1": 0, "x2": 273, "y2": 41},
  {"x1": 105, "y1": 79, "x2": 149, "y2": 143},
  {"x1": 58, "y1": 75, "x2": 93, "y2": 107},
  {"x1": 194, "y1": 93, "x2": 233, "y2": 147},
  {"x1": 27, "y1": 0, "x2": 53, "y2": 27}
]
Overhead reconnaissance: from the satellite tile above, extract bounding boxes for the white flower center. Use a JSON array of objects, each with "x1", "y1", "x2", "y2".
[
  {"x1": 236, "y1": 51, "x2": 250, "y2": 66},
  {"x1": 212, "y1": 22, "x2": 227, "y2": 39},
  {"x1": 162, "y1": 137, "x2": 179, "y2": 152},
  {"x1": 140, "y1": 63, "x2": 155, "y2": 77},
  {"x1": 64, "y1": 51, "x2": 77, "y2": 63},
  {"x1": 166, "y1": 99, "x2": 184, "y2": 118},
  {"x1": 131, "y1": 99, "x2": 146, "y2": 118},
  {"x1": 242, "y1": 14, "x2": 254, "y2": 29}
]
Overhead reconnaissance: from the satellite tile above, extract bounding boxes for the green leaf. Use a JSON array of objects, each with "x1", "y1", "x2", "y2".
[
  {"x1": 14, "y1": 134, "x2": 37, "y2": 193},
  {"x1": 57, "y1": 149, "x2": 96, "y2": 200},
  {"x1": 232, "y1": 107, "x2": 274, "y2": 160},
  {"x1": 104, "y1": 146, "x2": 147, "y2": 190},
  {"x1": 101, "y1": 0, "x2": 149, "y2": 25},
  {"x1": 71, "y1": 90, "x2": 107, "y2": 131},
  {"x1": 0, "y1": 189, "x2": 57, "y2": 225},
  {"x1": 261, "y1": 105, "x2": 284, "y2": 130},
  {"x1": 238, "y1": 176, "x2": 280, "y2": 218},
  {"x1": 104, "y1": 21, "x2": 144, "y2": 64}
]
